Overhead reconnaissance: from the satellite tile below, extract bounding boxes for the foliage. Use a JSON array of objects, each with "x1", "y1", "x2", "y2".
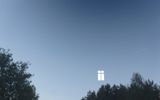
[
  {"x1": 0, "y1": 48, "x2": 38, "y2": 100},
  {"x1": 82, "y1": 73, "x2": 160, "y2": 100}
]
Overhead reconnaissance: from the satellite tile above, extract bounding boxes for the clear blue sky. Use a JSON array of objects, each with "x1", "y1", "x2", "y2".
[{"x1": 0, "y1": 0, "x2": 160, "y2": 100}]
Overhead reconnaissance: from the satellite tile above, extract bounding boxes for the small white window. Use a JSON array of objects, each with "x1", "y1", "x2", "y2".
[{"x1": 97, "y1": 70, "x2": 105, "y2": 81}]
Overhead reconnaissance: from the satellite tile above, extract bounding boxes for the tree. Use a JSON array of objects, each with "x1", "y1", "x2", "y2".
[
  {"x1": 0, "y1": 48, "x2": 38, "y2": 100},
  {"x1": 82, "y1": 91, "x2": 96, "y2": 100},
  {"x1": 131, "y1": 73, "x2": 144, "y2": 87},
  {"x1": 82, "y1": 72, "x2": 160, "y2": 100}
]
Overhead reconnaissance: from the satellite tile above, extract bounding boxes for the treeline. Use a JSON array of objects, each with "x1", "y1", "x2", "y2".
[{"x1": 82, "y1": 73, "x2": 160, "y2": 100}]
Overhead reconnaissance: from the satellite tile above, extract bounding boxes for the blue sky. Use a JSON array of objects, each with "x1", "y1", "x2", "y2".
[{"x1": 0, "y1": 0, "x2": 160, "y2": 100}]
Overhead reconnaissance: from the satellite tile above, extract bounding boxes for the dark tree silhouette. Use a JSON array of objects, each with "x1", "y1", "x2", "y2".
[
  {"x1": 82, "y1": 73, "x2": 160, "y2": 100},
  {"x1": 0, "y1": 48, "x2": 38, "y2": 100}
]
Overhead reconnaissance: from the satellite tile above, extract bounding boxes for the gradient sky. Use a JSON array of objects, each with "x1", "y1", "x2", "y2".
[{"x1": 0, "y1": 0, "x2": 160, "y2": 100}]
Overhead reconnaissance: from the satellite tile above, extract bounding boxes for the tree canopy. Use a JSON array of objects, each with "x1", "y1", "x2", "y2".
[
  {"x1": 82, "y1": 73, "x2": 160, "y2": 100},
  {"x1": 0, "y1": 48, "x2": 38, "y2": 100}
]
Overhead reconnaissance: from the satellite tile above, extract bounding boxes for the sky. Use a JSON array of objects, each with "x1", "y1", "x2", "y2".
[{"x1": 0, "y1": 0, "x2": 160, "y2": 100}]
